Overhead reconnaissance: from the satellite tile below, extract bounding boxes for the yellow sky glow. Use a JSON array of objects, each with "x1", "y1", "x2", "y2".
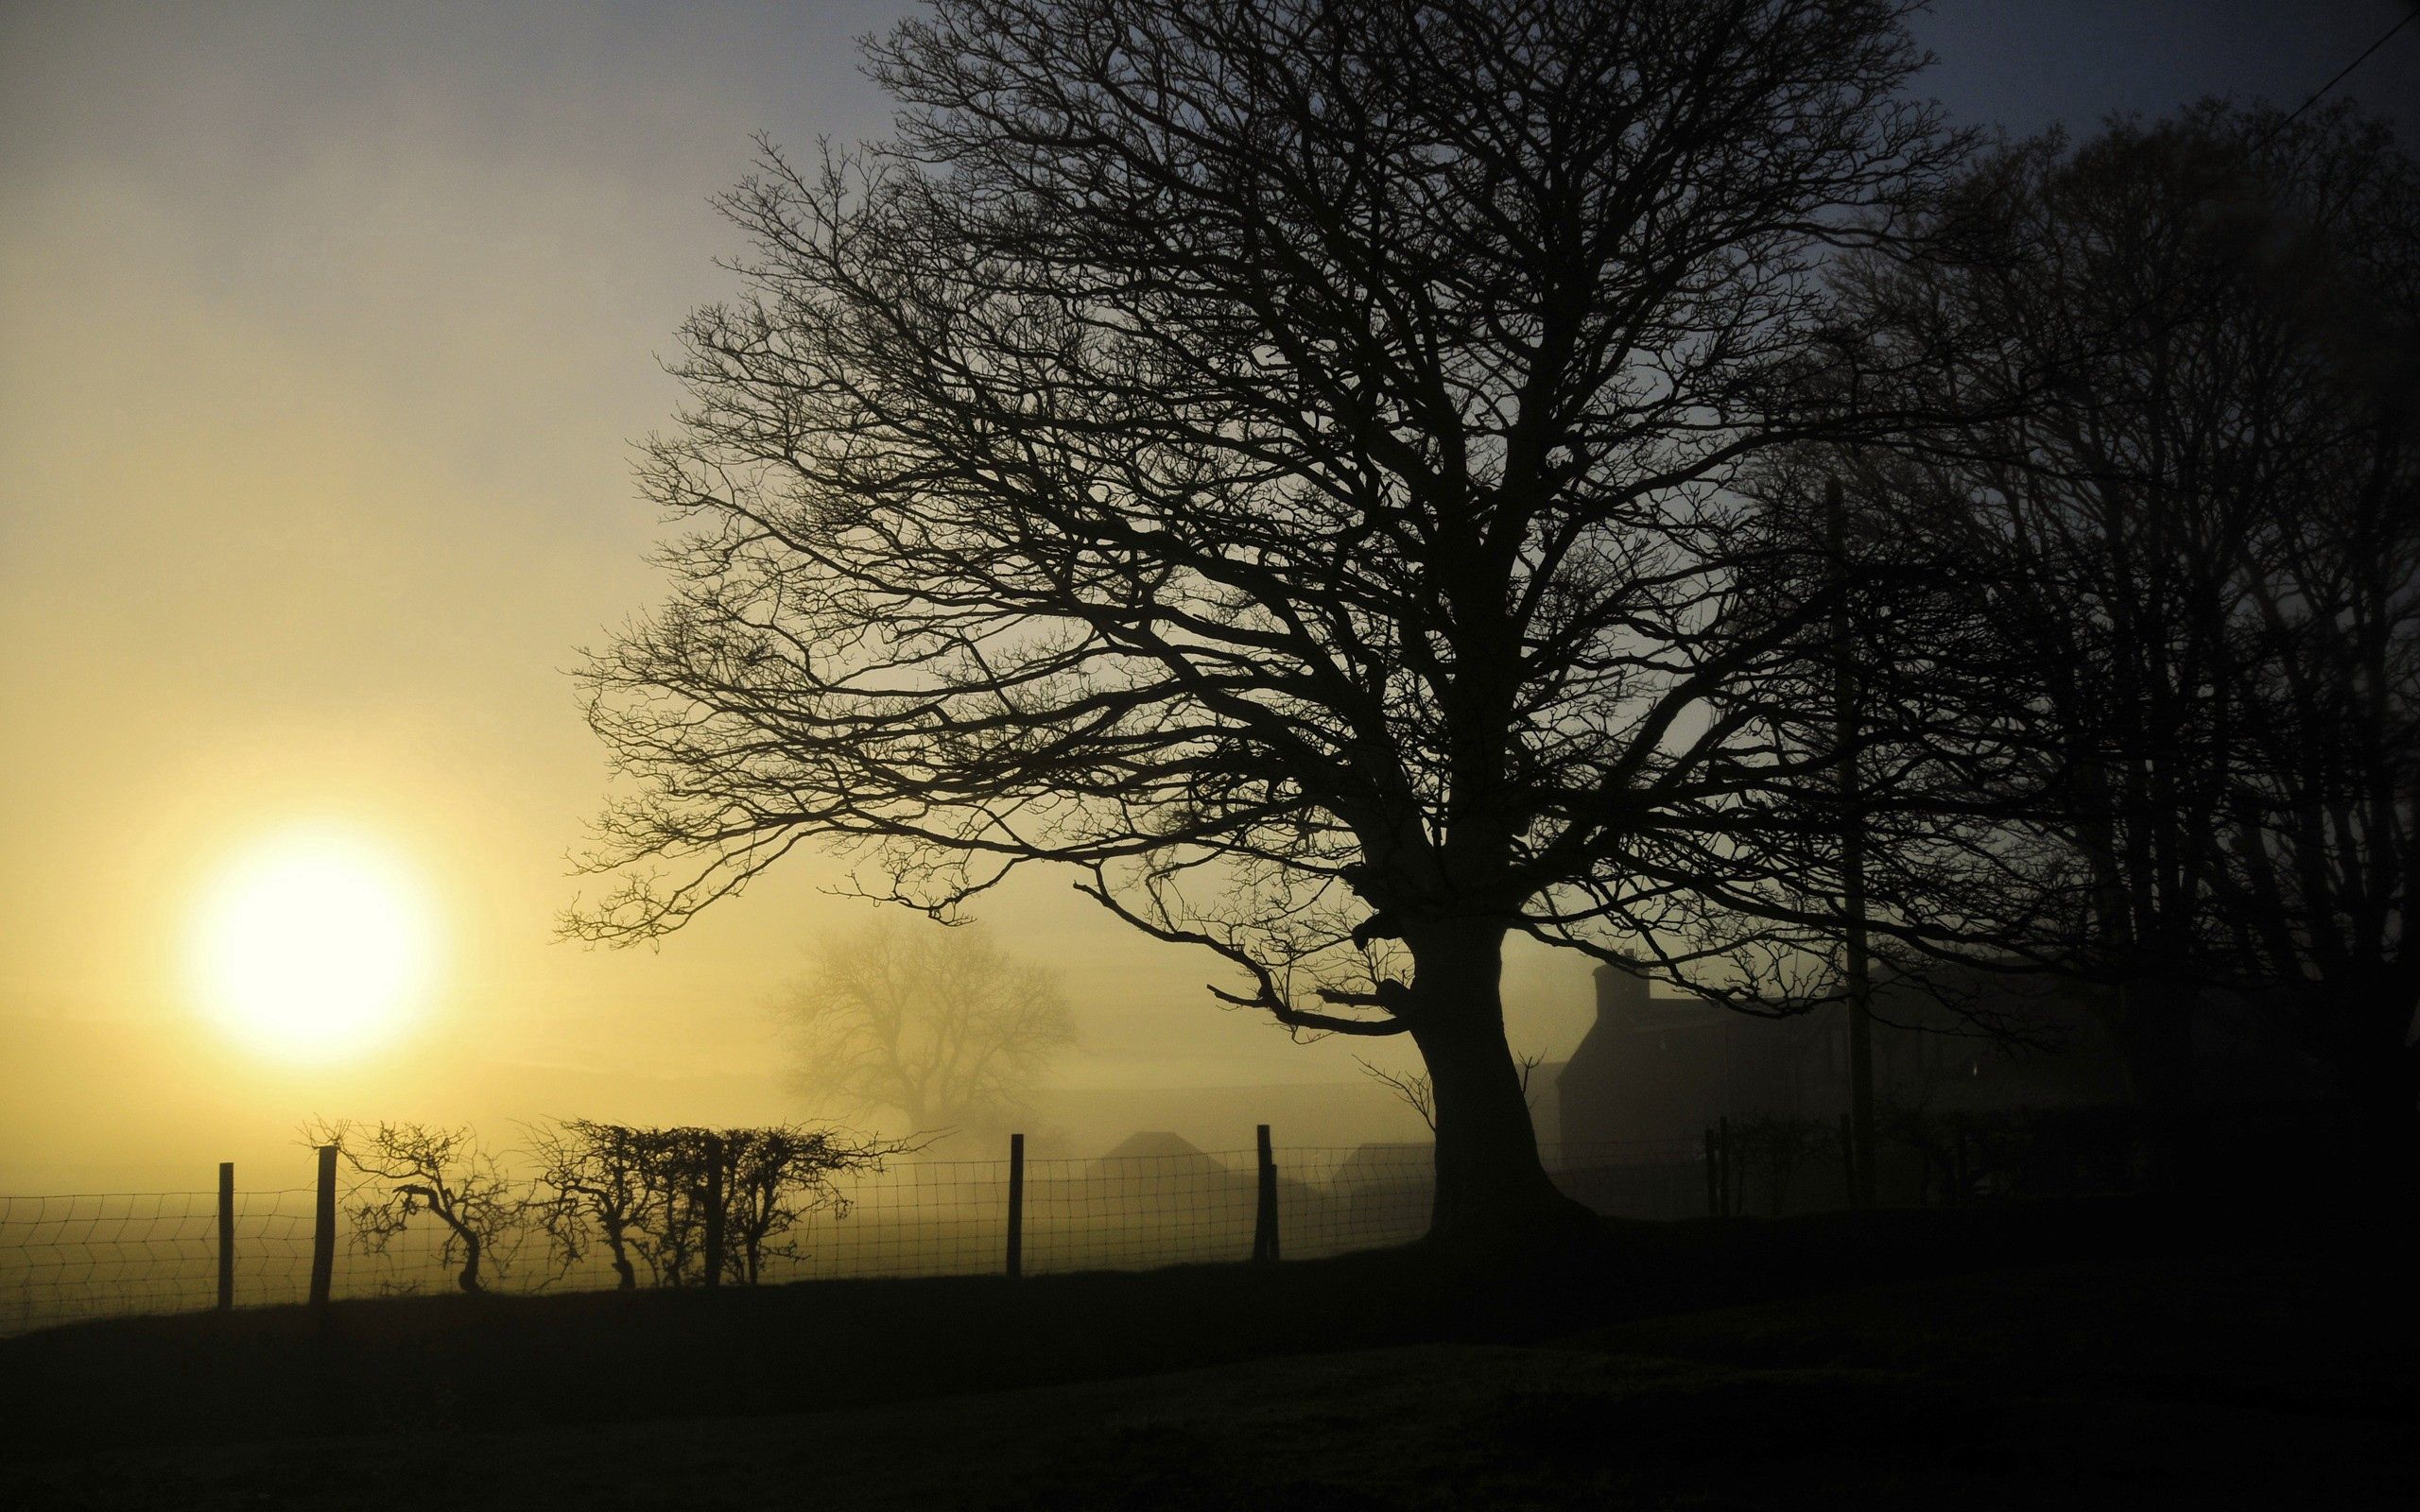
[{"x1": 8, "y1": 1, "x2": 2401, "y2": 1191}]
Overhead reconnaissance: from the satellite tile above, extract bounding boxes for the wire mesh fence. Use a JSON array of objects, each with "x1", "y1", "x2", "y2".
[
  {"x1": 0, "y1": 1189, "x2": 316, "y2": 1334},
  {"x1": 0, "y1": 1138, "x2": 1700, "y2": 1338}
]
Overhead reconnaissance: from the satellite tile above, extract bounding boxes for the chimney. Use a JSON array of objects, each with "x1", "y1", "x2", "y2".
[{"x1": 1593, "y1": 962, "x2": 1651, "y2": 1027}]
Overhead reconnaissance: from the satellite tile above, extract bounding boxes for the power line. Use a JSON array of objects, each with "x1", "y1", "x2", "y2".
[{"x1": 2257, "y1": 7, "x2": 2417, "y2": 146}]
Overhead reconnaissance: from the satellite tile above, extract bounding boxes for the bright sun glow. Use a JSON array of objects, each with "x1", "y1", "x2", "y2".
[{"x1": 191, "y1": 829, "x2": 436, "y2": 1062}]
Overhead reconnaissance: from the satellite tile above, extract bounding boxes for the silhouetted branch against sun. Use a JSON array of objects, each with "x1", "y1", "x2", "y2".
[{"x1": 569, "y1": 0, "x2": 1982, "y2": 1234}]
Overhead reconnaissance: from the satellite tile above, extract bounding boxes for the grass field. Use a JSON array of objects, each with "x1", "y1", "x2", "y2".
[{"x1": 4, "y1": 1198, "x2": 2411, "y2": 1509}]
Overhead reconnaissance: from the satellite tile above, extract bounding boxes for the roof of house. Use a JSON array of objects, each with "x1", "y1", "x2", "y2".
[
  {"x1": 1330, "y1": 1141, "x2": 1434, "y2": 1182},
  {"x1": 1094, "y1": 1130, "x2": 1229, "y2": 1170}
]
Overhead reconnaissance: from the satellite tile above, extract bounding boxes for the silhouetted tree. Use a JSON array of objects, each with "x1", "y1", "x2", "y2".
[
  {"x1": 304, "y1": 1119, "x2": 524, "y2": 1295},
  {"x1": 531, "y1": 1119, "x2": 914, "y2": 1286},
  {"x1": 1688, "y1": 444, "x2": 2071, "y2": 1204},
  {"x1": 527, "y1": 1117, "x2": 660, "y2": 1289},
  {"x1": 780, "y1": 917, "x2": 1074, "y2": 1146},
  {"x1": 2193, "y1": 109, "x2": 2420, "y2": 1171},
  {"x1": 568, "y1": 0, "x2": 1966, "y2": 1238},
  {"x1": 1821, "y1": 102, "x2": 2420, "y2": 1176},
  {"x1": 713, "y1": 1125, "x2": 911, "y2": 1283}
]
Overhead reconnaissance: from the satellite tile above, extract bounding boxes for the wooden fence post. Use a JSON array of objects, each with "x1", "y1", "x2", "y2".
[
  {"x1": 308, "y1": 1144, "x2": 337, "y2": 1311},
  {"x1": 1950, "y1": 1115, "x2": 1969, "y2": 1206},
  {"x1": 1718, "y1": 1116, "x2": 1734, "y2": 1217},
  {"x1": 216, "y1": 1161, "x2": 234, "y2": 1312},
  {"x1": 1839, "y1": 1113, "x2": 1858, "y2": 1211},
  {"x1": 1252, "y1": 1124, "x2": 1279, "y2": 1263},
  {"x1": 1005, "y1": 1132, "x2": 1025, "y2": 1280},
  {"x1": 701, "y1": 1132, "x2": 727, "y2": 1288}
]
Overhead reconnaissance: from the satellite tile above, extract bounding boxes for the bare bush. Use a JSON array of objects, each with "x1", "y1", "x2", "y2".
[
  {"x1": 527, "y1": 1119, "x2": 917, "y2": 1287},
  {"x1": 302, "y1": 1118, "x2": 527, "y2": 1295}
]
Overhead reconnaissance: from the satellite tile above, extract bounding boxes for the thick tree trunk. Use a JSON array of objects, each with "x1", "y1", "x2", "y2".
[
  {"x1": 2319, "y1": 1001, "x2": 2420, "y2": 1192},
  {"x1": 603, "y1": 1221, "x2": 638, "y2": 1291},
  {"x1": 2110, "y1": 974, "x2": 2198, "y2": 1194},
  {"x1": 2342, "y1": 1064, "x2": 2420, "y2": 1194},
  {"x1": 1404, "y1": 922, "x2": 1595, "y2": 1246}
]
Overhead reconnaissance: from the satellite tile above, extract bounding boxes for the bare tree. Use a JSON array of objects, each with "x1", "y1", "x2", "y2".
[
  {"x1": 1822, "y1": 102, "x2": 2420, "y2": 1176},
  {"x1": 529, "y1": 1119, "x2": 915, "y2": 1287},
  {"x1": 589, "y1": 1125, "x2": 712, "y2": 1287},
  {"x1": 527, "y1": 1118, "x2": 660, "y2": 1290},
  {"x1": 781, "y1": 917, "x2": 1074, "y2": 1146},
  {"x1": 567, "y1": 0, "x2": 1965, "y2": 1237},
  {"x1": 303, "y1": 1119, "x2": 524, "y2": 1295},
  {"x1": 712, "y1": 1125, "x2": 912, "y2": 1284},
  {"x1": 2193, "y1": 108, "x2": 2420, "y2": 1170}
]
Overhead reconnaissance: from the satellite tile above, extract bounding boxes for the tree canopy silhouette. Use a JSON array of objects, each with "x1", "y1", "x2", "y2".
[
  {"x1": 1816, "y1": 101, "x2": 2420, "y2": 1177},
  {"x1": 570, "y1": 0, "x2": 1964, "y2": 1236},
  {"x1": 527, "y1": 1119, "x2": 913, "y2": 1287}
]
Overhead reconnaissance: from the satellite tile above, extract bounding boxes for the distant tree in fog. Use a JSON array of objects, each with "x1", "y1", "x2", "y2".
[
  {"x1": 567, "y1": 0, "x2": 1971, "y2": 1238},
  {"x1": 303, "y1": 1118, "x2": 525, "y2": 1295},
  {"x1": 779, "y1": 917, "x2": 1073, "y2": 1146}
]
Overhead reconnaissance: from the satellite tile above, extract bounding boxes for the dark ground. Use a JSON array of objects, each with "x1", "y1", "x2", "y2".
[{"x1": 3, "y1": 1198, "x2": 2411, "y2": 1509}]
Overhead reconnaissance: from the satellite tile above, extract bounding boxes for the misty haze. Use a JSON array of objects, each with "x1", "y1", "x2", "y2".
[{"x1": 4, "y1": 2, "x2": 2415, "y2": 1506}]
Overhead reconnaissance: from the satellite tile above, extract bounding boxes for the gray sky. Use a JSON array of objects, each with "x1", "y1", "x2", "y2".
[{"x1": 3, "y1": 0, "x2": 2415, "y2": 1187}]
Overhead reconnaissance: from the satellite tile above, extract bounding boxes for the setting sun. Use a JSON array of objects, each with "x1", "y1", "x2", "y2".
[{"x1": 189, "y1": 829, "x2": 436, "y2": 1062}]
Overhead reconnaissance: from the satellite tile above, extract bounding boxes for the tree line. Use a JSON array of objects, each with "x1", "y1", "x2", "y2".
[
  {"x1": 1763, "y1": 101, "x2": 2417, "y2": 1183},
  {"x1": 302, "y1": 1118, "x2": 914, "y2": 1295}
]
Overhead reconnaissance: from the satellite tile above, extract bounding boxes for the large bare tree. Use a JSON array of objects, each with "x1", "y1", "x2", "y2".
[{"x1": 569, "y1": 0, "x2": 1963, "y2": 1237}]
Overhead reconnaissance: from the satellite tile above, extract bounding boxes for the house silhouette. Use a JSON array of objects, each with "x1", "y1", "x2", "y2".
[{"x1": 1558, "y1": 961, "x2": 2134, "y2": 1150}]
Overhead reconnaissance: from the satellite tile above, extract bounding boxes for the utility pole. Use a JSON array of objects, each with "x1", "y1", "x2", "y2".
[{"x1": 1828, "y1": 475, "x2": 1876, "y2": 1207}]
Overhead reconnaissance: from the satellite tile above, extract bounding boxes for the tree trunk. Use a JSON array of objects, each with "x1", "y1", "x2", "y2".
[
  {"x1": 455, "y1": 1226, "x2": 484, "y2": 1295},
  {"x1": 2110, "y1": 974, "x2": 2198, "y2": 1194},
  {"x1": 1404, "y1": 922, "x2": 1595, "y2": 1246},
  {"x1": 602, "y1": 1221, "x2": 637, "y2": 1291},
  {"x1": 2319, "y1": 1000, "x2": 2420, "y2": 1193}
]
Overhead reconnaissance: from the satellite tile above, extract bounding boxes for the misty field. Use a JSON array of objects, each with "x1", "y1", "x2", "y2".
[{"x1": 0, "y1": 1142, "x2": 1703, "y2": 1336}]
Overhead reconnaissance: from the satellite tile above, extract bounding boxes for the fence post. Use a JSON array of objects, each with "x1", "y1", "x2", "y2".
[
  {"x1": 216, "y1": 1161, "x2": 234, "y2": 1312},
  {"x1": 308, "y1": 1144, "x2": 337, "y2": 1311},
  {"x1": 1950, "y1": 1114, "x2": 1969, "y2": 1206},
  {"x1": 1703, "y1": 1127, "x2": 1720, "y2": 1216},
  {"x1": 1718, "y1": 1116, "x2": 1734, "y2": 1217},
  {"x1": 1005, "y1": 1132, "x2": 1025, "y2": 1280},
  {"x1": 1839, "y1": 1112, "x2": 1858, "y2": 1211},
  {"x1": 701, "y1": 1132, "x2": 727, "y2": 1288},
  {"x1": 1252, "y1": 1124, "x2": 1279, "y2": 1263}
]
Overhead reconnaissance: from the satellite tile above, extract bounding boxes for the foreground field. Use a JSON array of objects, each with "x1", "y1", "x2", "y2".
[{"x1": 5, "y1": 1201, "x2": 2412, "y2": 1508}]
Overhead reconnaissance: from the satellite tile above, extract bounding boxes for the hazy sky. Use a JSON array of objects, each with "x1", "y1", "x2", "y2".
[{"x1": 4, "y1": 0, "x2": 2415, "y2": 1188}]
